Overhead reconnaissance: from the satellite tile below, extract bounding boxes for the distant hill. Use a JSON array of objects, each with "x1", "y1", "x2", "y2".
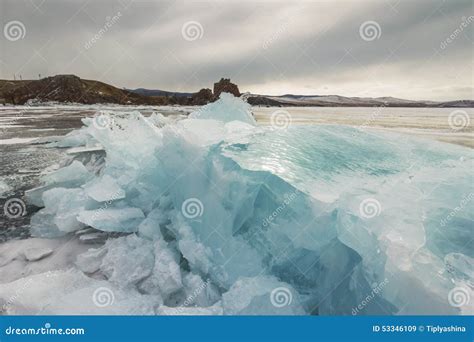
[
  {"x1": 435, "y1": 100, "x2": 474, "y2": 108},
  {"x1": 128, "y1": 88, "x2": 192, "y2": 98},
  {"x1": 0, "y1": 74, "x2": 472, "y2": 107},
  {"x1": 0, "y1": 75, "x2": 168, "y2": 105},
  {"x1": 247, "y1": 94, "x2": 473, "y2": 108}
]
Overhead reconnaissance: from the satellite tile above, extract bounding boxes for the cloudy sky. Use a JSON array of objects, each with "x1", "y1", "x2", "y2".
[{"x1": 0, "y1": 0, "x2": 472, "y2": 100}]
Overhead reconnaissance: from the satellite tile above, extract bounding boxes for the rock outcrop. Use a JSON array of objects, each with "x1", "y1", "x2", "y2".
[
  {"x1": 191, "y1": 88, "x2": 214, "y2": 105},
  {"x1": 213, "y1": 78, "x2": 240, "y2": 99}
]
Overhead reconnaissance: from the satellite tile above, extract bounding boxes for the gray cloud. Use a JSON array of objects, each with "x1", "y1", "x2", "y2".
[{"x1": 0, "y1": 0, "x2": 472, "y2": 100}]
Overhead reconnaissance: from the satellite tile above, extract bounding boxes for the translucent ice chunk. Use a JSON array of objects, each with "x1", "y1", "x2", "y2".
[
  {"x1": 189, "y1": 93, "x2": 256, "y2": 126},
  {"x1": 83, "y1": 174, "x2": 126, "y2": 202},
  {"x1": 445, "y1": 253, "x2": 474, "y2": 282},
  {"x1": 140, "y1": 239, "x2": 182, "y2": 298},
  {"x1": 30, "y1": 210, "x2": 65, "y2": 238},
  {"x1": 43, "y1": 188, "x2": 92, "y2": 233},
  {"x1": 100, "y1": 235, "x2": 154, "y2": 287},
  {"x1": 148, "y1": 112, "x2": 173, "y2": 127},
  {"x1": 222, "y1": 276, "x2": 305, "y2": 315},
  {"x1": 30, "y1": 188, "x2": 93, "y2": 236},
  {"x1": 48, "y1": 128, "x2": 92, "y2": 148},
  {"x1": 25, "y1": 185, "x2": 50, "y2": 207},
  {"x1": 43, "y1": 160, "x2": 93, "y2": 187},
  {"x1": 75, "y1": 247, "x2": 107, "y2": 274},
  {"x1": 157, "y1": 304, "x2": 223, "y2": 315},
  {"x1": 182, "y1": 273, "x2": 220, "y2": 308},
  {"x1": 138, "y1": 208, "x2": 165, "y2": 240},
  {"x1": 26, "y1": 161, "x2": 93, "y2": 208},
  {"x1": 77, "y1": 207, "x2": 144, "y2": 232}
]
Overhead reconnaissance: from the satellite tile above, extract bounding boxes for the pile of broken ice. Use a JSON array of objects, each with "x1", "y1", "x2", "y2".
[{"x1": 1, "y1": 94, "x2": 472, "y2": 315}]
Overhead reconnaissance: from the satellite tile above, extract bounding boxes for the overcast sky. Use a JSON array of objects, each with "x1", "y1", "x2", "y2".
[{"x1": 0, "y1": 0, "x2": 472, "y2": 100}]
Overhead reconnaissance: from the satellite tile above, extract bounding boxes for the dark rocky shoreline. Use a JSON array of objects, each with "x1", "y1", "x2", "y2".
[{"x1": 2, "y1": 74, "x2": 472, "y2": 108}]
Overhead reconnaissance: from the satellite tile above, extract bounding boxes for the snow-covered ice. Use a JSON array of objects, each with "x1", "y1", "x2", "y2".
[{"x1": 23, "y1": 247, "x2": 53, "y2": 261}]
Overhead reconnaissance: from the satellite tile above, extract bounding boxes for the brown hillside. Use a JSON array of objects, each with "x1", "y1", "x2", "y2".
[{"x1": 0, "y1": 75, "x2": 167, "y2": 105}]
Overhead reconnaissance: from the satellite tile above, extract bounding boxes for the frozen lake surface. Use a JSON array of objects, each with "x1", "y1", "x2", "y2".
[
  {"x1": 0, "y1": 99, "x2": 472, "y2": 315},
  {"x1": 0, "y1": 105, "x2": 472, "y2": 239},
  {"x1": 254, "y1": 106, "x2": 474, "y2": 148}
]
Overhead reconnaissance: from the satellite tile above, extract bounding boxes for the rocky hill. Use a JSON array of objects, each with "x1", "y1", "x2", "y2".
[
  {"x1": 0, "y1": 75, "x2": 239, "y2": 106},
  {"x1": 0, "y1": 75, "x2": 167, "y2": 105}
]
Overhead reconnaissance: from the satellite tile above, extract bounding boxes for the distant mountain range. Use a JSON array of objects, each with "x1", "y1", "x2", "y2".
[
  {"x1": 247, "y1": 94, "x2": 473, "y2": 108},
  {"x1": 1, "y1": 74, "x2": 472, "y2": 108}
]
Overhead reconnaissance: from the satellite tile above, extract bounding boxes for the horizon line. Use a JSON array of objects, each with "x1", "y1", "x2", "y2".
[{"x1": 1, "y1": 73, "x2": 473, "y2": 103}]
